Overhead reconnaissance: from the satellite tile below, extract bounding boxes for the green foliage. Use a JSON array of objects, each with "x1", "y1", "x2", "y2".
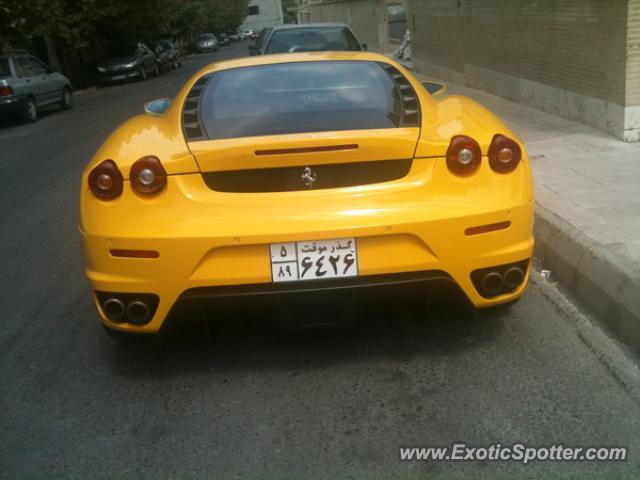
[{"x1": 0, "y1": 0, "x2": 250, "y2": 48}]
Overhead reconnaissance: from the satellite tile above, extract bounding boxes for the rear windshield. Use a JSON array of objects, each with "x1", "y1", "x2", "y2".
[
  {"x1": 197, "y1": 61, "x2": 405, "y2": 140},
  {"x1": 265, "y1": 27, "x2": 361, "y2": 54},
  {"x1": 0, "y1": 58, "x2": 11, "y2": 77}
]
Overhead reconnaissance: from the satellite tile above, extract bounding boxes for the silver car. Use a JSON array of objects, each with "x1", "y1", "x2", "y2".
[
  {"x1": 0, "y1": 51, "x2": 73, "y2": 123},
  {"x1": 196, "y1": 33, "x2": 219, "y2": 53}
]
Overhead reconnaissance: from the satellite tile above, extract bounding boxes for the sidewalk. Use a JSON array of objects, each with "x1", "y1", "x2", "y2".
[{"x1": 413, "y1": 71, "x2": 640, "y2": 350}]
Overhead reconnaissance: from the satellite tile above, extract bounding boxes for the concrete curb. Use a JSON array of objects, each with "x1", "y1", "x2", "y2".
[{"x1": 534, "y1": 204, "x2": 640, "y2": 351}]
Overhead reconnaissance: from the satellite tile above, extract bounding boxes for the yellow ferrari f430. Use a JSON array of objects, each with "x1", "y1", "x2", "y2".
[{"x1": 80, "y1": 52, "x2": 534, "y2": 338}]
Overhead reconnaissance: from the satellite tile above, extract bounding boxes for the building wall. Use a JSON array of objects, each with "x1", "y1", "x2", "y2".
[
  {"x1": 309, "y1": 0, "x2": 390, "y2": 51},
  {"x1": 240, "y1": 0, "x2": 284, "y2": 32},
  {"x1": 626, "y1": 0, "x2": 640, "y2": 140},
  {"x1": 409, "y1": 0, "x2": 639, "y2": 141}
]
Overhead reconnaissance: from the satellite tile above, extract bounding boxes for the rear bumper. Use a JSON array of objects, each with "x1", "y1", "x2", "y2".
[
  {"x1": 0, "y1": 95, "x2": 27, "y2": 115},
  {"x1": 81, "y1": 156, "x2": 535, "y2": 333}
]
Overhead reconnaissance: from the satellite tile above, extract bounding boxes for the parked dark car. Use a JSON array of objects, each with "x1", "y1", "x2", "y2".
[
  {"x1": 254, "y1": 23, "x2": 366, "y2": 55},
  {"x1": 217, "y1": 33, "x2": 230, "y2": 47},
  {"x1": 157, "y1": 39, "x2": 181, "y2": 67},
  {"x1": 248, "y1": 27, "x2": 273, "y2": 55},
  {"x1": 0, "y1": 51, "x2": 73, "y2": 123},
  {"x1": 150, "y1": 41, "x2": 178, "y2": 73},
  {"x1": 97, "y1": 43, "x2": 158, "y2": 84}
]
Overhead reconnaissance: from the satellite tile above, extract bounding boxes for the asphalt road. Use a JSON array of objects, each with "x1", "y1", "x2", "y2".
[{"x1": 2, "y1": 43, "x2": 640, "y2": 479}]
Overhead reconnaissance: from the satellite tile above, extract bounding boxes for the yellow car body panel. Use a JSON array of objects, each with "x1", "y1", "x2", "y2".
[{"x1": 80, "y1": 51, "x2": 534, "y2": 334}]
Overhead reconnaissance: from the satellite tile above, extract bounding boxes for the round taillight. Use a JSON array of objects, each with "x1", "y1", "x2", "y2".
[
  {"x1": 446, "y1": 135, "x2": 482, "y2": 176},
  {"x1": 489, "y1": 134, "x2": 522, "y2": 173},
  {"x1": 130, "y1": 156, "x2": 167, "y2": 195},
  {"x1": 88, "y1": 160, "x2": 123, "y2": 200}
]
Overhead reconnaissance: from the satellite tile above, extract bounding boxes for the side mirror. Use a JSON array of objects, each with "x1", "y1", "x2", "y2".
[
  {"x1": 144, "y1": 98, "x2": 172, "y2": 116},
  {"x1": 422, "y1": 81, "x2": 447, "y2": 96},
  {"x1": 361, "y1": 43, "x2": 368, "y2": 51}
]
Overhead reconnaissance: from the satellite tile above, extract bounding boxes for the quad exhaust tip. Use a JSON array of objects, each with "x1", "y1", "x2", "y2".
[
  {"x1": 482, "y1": 272, "x2": 504, "y2": 297},
  {"x1": 102, "y1": 298, "x2": 125, "y2": 321},
  {"x1": 504, "y1": 267, "x2": 525, "y2": 290},
  {"x1": 126, "y1": 300, "x2": 151, "y2": 325}
]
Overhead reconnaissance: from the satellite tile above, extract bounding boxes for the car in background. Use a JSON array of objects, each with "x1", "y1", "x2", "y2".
[
  {"x1": 80, "y1": 51, "x2": 533, "y2": 341},
  {"x1": 227, "y1": 31, "x2": 240, "y2": 42},
  {"x1": 156, "y1": 39, "x2": 181, "y2": 69},
  {"x1": 248, "y1": 27, "x2": 273, "y2": 55},
  {"x1": 217, "y1": 33, "x2": 231, "y2": 47},
  {"x1": 149, "y1": 41, "x2": 178, "y2": 73},
  {"x1": 255, "y1": 23, "x2": 365, "y2": 55},
  {"x1": 239, "y1": 29, "x2": 255, "y2": 40},
  {"x1": 0, "y1": 51, "x2": 73, "y2": 123},
  {"x1": 97, "y1": 43, "x2": 158, "y2": 84},
  {"x1": 195, "y1": 33, "x2": 219, "y2": 52}
]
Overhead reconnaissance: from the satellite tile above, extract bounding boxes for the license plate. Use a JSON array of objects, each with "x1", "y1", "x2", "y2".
[{"x1": 270, "y1": 238, "x2": 358, "y2": 283}]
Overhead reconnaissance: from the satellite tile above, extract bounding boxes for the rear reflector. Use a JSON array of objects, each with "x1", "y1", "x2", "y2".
[
  {"x1": 110, "y1": 249, "x2": 160, "y2": 259},
  {"x1": 465, "y1": 221, "x2": 511, "y2": 236},
  {"x1": 0, "y1": 85, "x2": 14, "y2": 96},
  {"x1": 255, "y1": 144, "x2": 359, "y2": 156}
]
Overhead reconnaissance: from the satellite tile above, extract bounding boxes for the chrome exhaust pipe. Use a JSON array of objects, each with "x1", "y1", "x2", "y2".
[
  {"x1": 126, "y1": 300, "x2": 150, "y2": 325},
  {"x1": 504, "y1": 267, "x2": 525, "y2": 290},
  {"x1": 102, "y1": 298, "x2": 125, "y2": 321},
  {"x1": 482, "y1": 272, "x2": 504, "y2": 297}
]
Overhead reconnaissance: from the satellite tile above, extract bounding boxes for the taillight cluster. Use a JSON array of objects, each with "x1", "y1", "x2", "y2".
[
  {"x1": 0, "y1": 86, "x2": 14, "y2": 97},
  {"x1": 129, "y1": 156, "x2": 167, "y2": 194},
  {"x1": 446, "y1": 134, "x2": 521, "y2": 176},
  {"x1": 88, "y1": 156, "x2": 166, "y2": 200}
]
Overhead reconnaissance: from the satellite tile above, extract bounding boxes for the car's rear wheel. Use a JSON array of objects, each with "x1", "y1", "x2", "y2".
[
  {"x1": 23, "y1": 97, "x2": 38, "y2": 123},
  {"x1": 153, "y1": 63, "x2": 160, "y2": 77},
  {"x1": 60, "y1": 87, "x2": 73, "y2": 110}
]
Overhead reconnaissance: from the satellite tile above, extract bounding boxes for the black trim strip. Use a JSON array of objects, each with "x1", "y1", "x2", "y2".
[
  {"x1": 202, "y1": 159, "x2": 413, "y2": 193},
  {"x1": 180, "y1": 270, "x2": 452, "y2": 300}
]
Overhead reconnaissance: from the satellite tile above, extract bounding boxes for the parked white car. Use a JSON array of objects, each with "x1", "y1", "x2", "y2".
[{"x1": 239, "y1": 29, "x2": 255, "y2": 40}]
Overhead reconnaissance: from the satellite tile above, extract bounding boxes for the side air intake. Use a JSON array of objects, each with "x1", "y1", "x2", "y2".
[
  {"x1": 379, "y1": 63, "x2": 421, "y2": 127},
  {"x1": 181, "y1": 75, "x2": 210, "y2": 141}
]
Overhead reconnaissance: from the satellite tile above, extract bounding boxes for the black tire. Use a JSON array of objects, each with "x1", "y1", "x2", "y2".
[
  {"x1": 60, "y1": 86, "x2": 73, "y2": 110},
  {"x1": 23, "y1": 97, "x2": 38, "y2": 123},
  {"x1": 153, "y1": 63, "x2": 160, "y2": 77},
  {"x1": 139, "y1": 65, "x2": 147, "y2": 81}
]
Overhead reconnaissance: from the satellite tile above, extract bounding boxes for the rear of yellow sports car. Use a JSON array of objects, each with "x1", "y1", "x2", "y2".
[{"x1": 80, "y1": 52, "x2": 534, "y2": 335}]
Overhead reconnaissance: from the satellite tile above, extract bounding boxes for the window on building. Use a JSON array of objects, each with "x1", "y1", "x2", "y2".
[{"x1": 248, "y1": 5, "x2": 260, "y2": 16}]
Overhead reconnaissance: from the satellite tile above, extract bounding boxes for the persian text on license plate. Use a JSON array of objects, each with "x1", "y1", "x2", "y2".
[{"x1": 270, "y1": 238, "x2": 358, "y2": 283}]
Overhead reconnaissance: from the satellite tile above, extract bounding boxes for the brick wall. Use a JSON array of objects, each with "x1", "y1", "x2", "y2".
[
  {"x1": 628, "y1": 0, "x2": 640, "y2": 107},
  {"x1": 409, "y1": 0, "x2": 638, "y2": 141}
]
